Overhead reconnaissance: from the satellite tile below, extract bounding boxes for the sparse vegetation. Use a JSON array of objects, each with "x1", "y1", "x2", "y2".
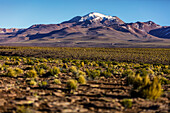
[
  {"x1": 28, "y1": 79, "x2": 37, "y2": 86},
  {"x1": 6, "y1": 68, "x2": 17, "y2": 77},
  {"x1": 39, "y1": 81, "x2": 48, "y2": 88},
  {"x1": 54, "y1": 79, "x2": 61, "y2": 84},
  {"x1": 0, "y1": 47, "x2": 169, "y2": 112},
  {"x1": 69, "y1": 66, "x2": 77, "y2": 74},
  {"x1": 15, "y1": 68, "x2": 23, "y2": 75},
  {"x1": 140, "y1": 77, "x2": 162, "y2": 100},
  {"x1": 78, "y1": 75, "x2": 86, "y2": 84},
  {"x1": 66, "y1": 79, "x2": 78, "y2": 90},
  {"x1": 49, "y1": 67, "x2": 60, "y2": 76},
  {"x1": 25, "y1": 70, "x2": 38, "y2": 78},
  {"x1": 0, "y1": 46, "x2": 169, "y2": 64},
  {"x1": 121, "y1": 99, "x2": 133, "y2": 108}
]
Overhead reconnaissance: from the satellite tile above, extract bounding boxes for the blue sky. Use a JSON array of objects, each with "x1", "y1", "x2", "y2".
[{"x1": 0, "y1": 0, "x2": 170, "y2": 28}]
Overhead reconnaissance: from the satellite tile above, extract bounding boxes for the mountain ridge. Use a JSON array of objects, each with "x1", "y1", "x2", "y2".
[{"x1": 0, "y1": 12, "x2": 170, "y2": 47}]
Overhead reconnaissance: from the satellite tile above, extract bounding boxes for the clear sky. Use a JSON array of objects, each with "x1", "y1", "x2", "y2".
[{"x1": 0, "y1": 0, "x2": 170, "y2": 28}]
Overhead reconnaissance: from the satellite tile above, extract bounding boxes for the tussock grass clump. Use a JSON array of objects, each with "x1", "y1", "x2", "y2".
[
  {"x1": 101, "y1": 70, "x2": 112, "y2": 78},
  {"x1": 38, "y1": 68, "x2": 45, "y2": 75},
  {"x1": 6, "y1": 68, "x2": 17, "y2": 77},
  {"x1": 35, "y1": 66, "x2": 45, "y2": 75},
  {"x1": 16, "y1": 106, "x2": 33, "y2": 113},
  {"x1": 127, "y1": 74, "x2": 143, "y2": 88},
  {"x1": 140, "y1": 77, "x2": 162, "y2": 100},
  {"x1": 69, "y1": 66, "x2": 77, "y2": 74},
  {"x1": 90, "y1": 69, "x2": 101, "y2": 79},
  {"x1": 49, "y1": 67, "x2": 60, "y2": 76},
  {"x1": 15, "y1": 68, "x2": 23, "y2": 75},
  {"x1": 25, "y1": 70, "x2": 38, "y2": 78},
  {"x1": 142, "y1": 75, "x2": 151, "y2": 86},
  {"x1": 128, "y1": 73, "x2": 162, "y2": 100},
  {"x1": 29, "y1": 80, "x2": 37, "y2": 86},
  {"x1": 54, "y1": 79, "x2": 61, "y2": 84},
  {"x1": 121, "y1": 99, "x2": 133, "y2": 108},
  {"x1": 39, "y1": 58, "x2": 48, "y2": 62},
  {"x1": 39, "y1": 81, "x2": 48, "y2": 88},
  {"x1": 78, "y1": 75, "x2": 86, "y2": 84},
  {"x1": 6, "y1": 68, "x2": 23, "y2": 77},
  {"x1": 25, "y1": 59, "x2": 35, "y2": 65},
  {"x1": 66, "y1": 79, "x2": 78, "y2": 90},
  {"x1": 76, "y1": 70, "x2": 86, "y2": 77},
  {"x1": 38, "y1": 63, "x2": 49, "y2": 69},
  {"x1": 133, "y1": 74, "x2": 143, "y2": 89},
  {"x1": 34, "y1": 64, "x2": 48, "y2": 75}
]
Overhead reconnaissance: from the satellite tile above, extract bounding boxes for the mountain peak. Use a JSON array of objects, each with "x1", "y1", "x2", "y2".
[
  {"x1": 66, "y1": 12, "x2": 125, "y2": 25},
  {"x1": 86, "y1": 12, "x2": 110, "y2": 18},
  {"x1": 79, "y1": 12, "x2": 116, "y2": 22}
]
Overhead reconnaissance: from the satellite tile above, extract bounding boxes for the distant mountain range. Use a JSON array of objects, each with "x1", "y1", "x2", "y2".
[{"x1": 0, "y1": 12, "x2": 170, "y2": 47}]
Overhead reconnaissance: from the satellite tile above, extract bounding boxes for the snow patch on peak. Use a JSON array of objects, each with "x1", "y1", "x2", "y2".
[
  {"x1": 79, "y1": 12, "x2": 116, "y2": 22},
  {"x1": 87, "y1": 12, "x2": 109, "y2": 18}
]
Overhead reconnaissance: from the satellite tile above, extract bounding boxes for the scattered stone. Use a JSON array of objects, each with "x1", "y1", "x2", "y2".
[
  {"x1": 8, "y1": 93, "x2": 17, "y2": 97},
  {"x1": 73, "y1": 91, "x2": 78, "y2": 95},
  {"x1": 98, "y1": 109, "x2": 102, "y2": 112},
  {"x1": 70, "y1": 96, "x2": 81, "y2": 103},
  {"x1": 26, "y1": 87, "x2": 30, "y2": 91},
  {"x1": 0, "y1": 99, "x2": 6, "y2": 106},
  {"x1": 82, "y1": 97, "x2": 90, "y2": 103},
  {"x1": 99, "y1": 97, "x2": 113, "y2": 102},
  {"x1": 137, "y1": 98, "x2": 145, "y2": 102},
  {"x1": 48, "y1": 102, "x2": 71, "y2": 107},
  {"x1": 78, "y1": 108, "x2": 88, "y2": 112},
  {"x1": 89, "y1": 107, "x2": 95, "y2": 111},
  {"x1": 0, "y1": 60, "x2": 169, "y2": 113},
  {"x1": 26, "y1": 96, "x2": 39, "y2": 102},
  {"x1": 53, "y1": 92, "x2": 64, "y2": 97},
  {"x1": 57, "y1": 90, "x2": 62, "y2": 93},
  {"x1": 14, "y1": 100, "x2": 34, "y2": 105},
  {"x1": 78, "y1": 91, "x2": 82, "y2": 93},
  {"x1": 34, "y1": 102, "x2": 40, "y2": 107},
  {"x1": 62, "y1": 109, "x2": 75, "y2": 113},
  {"x1": 38, "y1": 91, "x2": 46, "y2": 95},
  {"x1": 90, "y1": 84, "x2": 100, "y2": 88}
]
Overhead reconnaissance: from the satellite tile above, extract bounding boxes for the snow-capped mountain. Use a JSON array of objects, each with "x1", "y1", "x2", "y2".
[
  {"x1": 67, "y1": 12, "x2": 125, "y2": 26},
  {"x1": 0, "y1": 12, "x2": 170, "y2": 47},
  {"x1": 79, "y1": 12, "x2": 117, "y2": 22}
]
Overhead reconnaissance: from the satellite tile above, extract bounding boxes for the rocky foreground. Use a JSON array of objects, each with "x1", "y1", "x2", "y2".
[{"x1": 0, "y1": 74, "x2": 169, "y2": 113}]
